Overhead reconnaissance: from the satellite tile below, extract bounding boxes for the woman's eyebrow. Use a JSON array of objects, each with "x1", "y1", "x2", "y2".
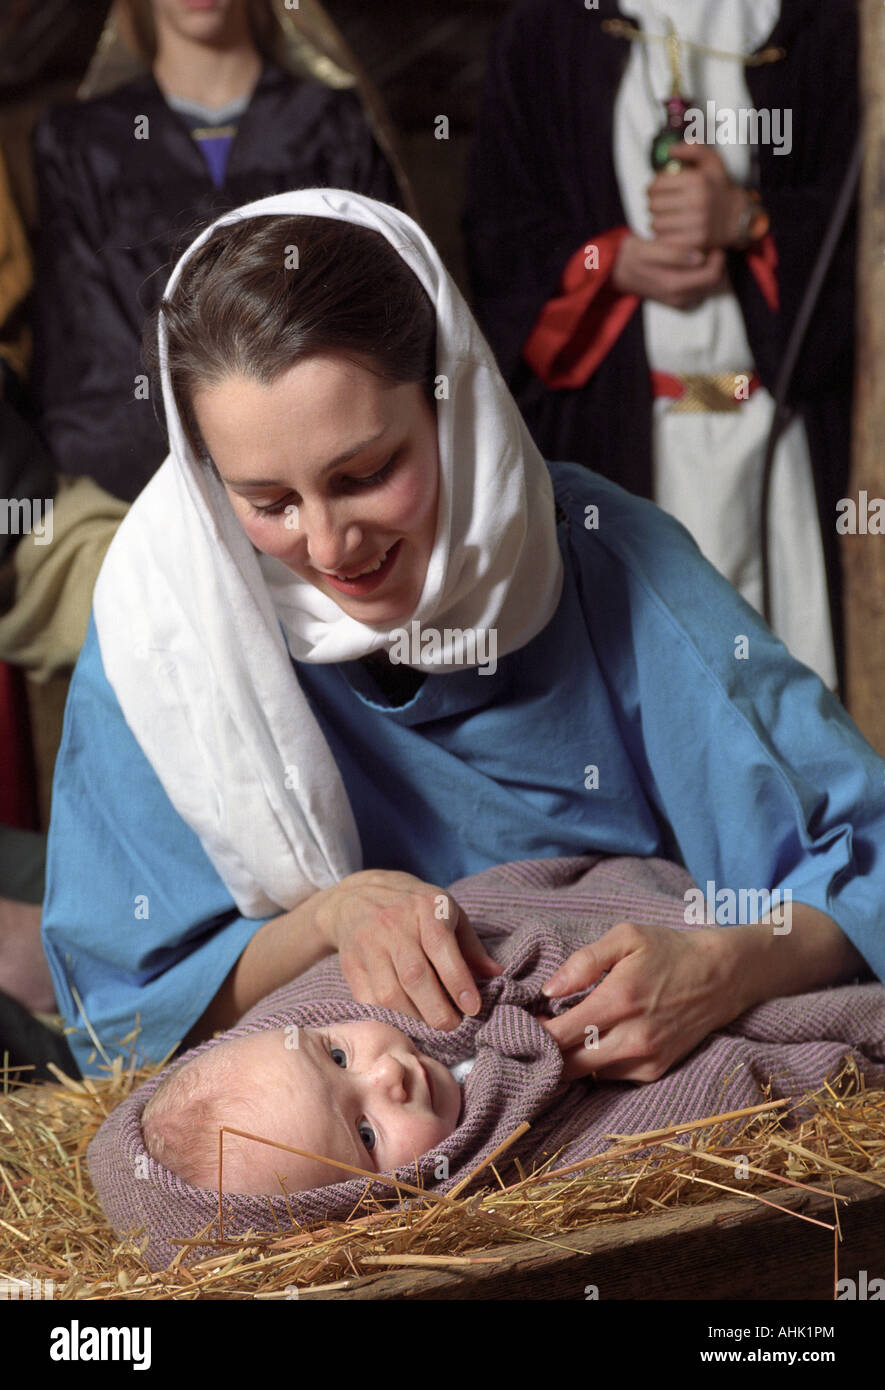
[
  {"x1": 225, "y1": 427, "x2": 390, "y2": 490},
  {"x1": 317, "y1": 427, "x2": 391, "y2": 475}
]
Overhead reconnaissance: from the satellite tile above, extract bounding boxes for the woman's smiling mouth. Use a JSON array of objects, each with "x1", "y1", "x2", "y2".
[{"x1": 317, "y1": 539, "x2": 403, "y2": 595}]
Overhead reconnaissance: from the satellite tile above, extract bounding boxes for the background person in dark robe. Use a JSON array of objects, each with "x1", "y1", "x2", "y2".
[
  {"x1": 30, "y1": 0, "x2": 410, "y2": 505},
  {"x1": 463, "y1": 0, "x2": 857, "y2": 688}
]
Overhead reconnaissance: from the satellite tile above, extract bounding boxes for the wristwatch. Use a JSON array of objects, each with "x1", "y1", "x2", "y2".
[{"x1": 735, "y1": 189, "x2": 770, "y2": 248}]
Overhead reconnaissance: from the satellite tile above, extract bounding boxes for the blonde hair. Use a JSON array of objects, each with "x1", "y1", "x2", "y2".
[{"x1": 142, "y1": 1040, "x2": 263, "y2": 1191}]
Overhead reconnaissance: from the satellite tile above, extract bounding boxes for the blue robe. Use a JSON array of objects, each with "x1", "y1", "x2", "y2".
[{"x1": 42, "y1": 461, "x2": 885, "y2": 1075}]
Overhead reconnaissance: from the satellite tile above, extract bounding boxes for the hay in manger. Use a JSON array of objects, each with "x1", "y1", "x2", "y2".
[{"x1": 2, "y1": 1052, "x2": 884, "y2": 1300}]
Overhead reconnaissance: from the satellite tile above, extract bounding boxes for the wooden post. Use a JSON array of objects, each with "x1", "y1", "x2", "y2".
[{"x1": 843, "y1": 0, "x2": 885, "y2": 751}]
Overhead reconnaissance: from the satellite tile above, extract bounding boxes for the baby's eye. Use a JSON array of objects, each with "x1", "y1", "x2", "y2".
[
  {"x1": 358, "y1": 1122, "x2": 376, "y2": 1152},
  {"x1": 329, "y1": 1046, "x2": 347, "y2": 1068}
]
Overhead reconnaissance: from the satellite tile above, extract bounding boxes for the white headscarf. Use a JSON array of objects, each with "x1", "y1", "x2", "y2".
[{"x1": 93, "y1": 189, "x2": 564, "y2": 917}]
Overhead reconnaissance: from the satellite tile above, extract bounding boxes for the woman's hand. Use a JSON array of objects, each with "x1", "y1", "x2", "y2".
[
  {"x1": 315, "y1": 869, "x2": 502, "y2": 1030},
  {"x1": 541, "y1": 904, "x2": 868, "y2": 1084},
  {"x1": 540, "y1": 920, "x2": 743, "y2": 1083}
]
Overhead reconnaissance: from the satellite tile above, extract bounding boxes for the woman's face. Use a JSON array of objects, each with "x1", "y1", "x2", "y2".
[
  {"x1": 151, "y1": 0, "x2": 249, "y2": 44},
  {"x1": 192, "y1": 353, "x2": 440, "y2": 626}
]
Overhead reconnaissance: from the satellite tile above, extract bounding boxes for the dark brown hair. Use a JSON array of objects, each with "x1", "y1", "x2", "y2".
[{"x1": 143, "y1": 214, "x2": 438, "y2": 463}]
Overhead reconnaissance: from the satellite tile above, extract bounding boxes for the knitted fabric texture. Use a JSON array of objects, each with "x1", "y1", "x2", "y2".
[{"x1": 87, "y1": 855, "x2": 885, "y2": 1270}]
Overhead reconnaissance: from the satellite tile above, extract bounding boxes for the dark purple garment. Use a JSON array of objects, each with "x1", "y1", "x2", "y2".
[
  {"x1": 462, "y1": 0, "x2": 858, "y2": 675},
  {"x1": 87, "y1": 855, "x2": 885, "y2": 1272},
  {"x1": 31, "y1": 61, "x2": 403, "y2": 502}
]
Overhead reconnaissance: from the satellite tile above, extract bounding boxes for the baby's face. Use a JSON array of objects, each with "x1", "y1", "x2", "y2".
[{"x1": 225, "y1": 1020, "x2": 462, "y2": 1193}]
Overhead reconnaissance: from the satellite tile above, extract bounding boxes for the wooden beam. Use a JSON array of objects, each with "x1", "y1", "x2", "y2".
[
  {"x1": 293, "y1": 1175, "x2": 885, "y2": 1300},
  {"x1": 843, "y1": 0, "x2": 885, "y2": 750}
]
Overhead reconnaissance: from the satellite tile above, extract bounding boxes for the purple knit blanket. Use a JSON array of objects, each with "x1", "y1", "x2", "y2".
[{"x1": 87, "y1": 856, "x2": 885, "y2": 1271}]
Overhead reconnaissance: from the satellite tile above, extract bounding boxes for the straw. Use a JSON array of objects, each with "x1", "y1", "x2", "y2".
[{"x1": 1, "y1": 1054, "x2": 883, "y2": 1299}]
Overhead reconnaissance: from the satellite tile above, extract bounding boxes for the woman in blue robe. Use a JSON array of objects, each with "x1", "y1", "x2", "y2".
[{"x1": 42, "y1": 189, "x2": 884, "y2": 1081}]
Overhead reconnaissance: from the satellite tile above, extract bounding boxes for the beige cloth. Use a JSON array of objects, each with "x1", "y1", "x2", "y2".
[{"x1": 0, "y1": 475, "x2": 128, "y2": 680}]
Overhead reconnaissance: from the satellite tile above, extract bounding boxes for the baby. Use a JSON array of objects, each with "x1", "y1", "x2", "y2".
[
  {"x1": 90, "y1": 855, "x2": 885, "y2": 1275},
  {"x1": 142, "y1": 1019, "x2": 467, "y2": 1195}
]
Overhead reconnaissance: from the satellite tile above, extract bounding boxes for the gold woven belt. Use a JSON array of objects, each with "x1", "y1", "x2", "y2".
[{"x1": 651, "y1": 371, "x2": 762, "y2": 413}]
